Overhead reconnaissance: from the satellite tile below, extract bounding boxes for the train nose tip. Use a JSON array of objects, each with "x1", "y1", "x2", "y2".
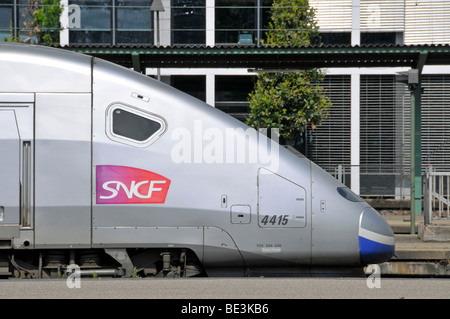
[{"x1": 358, "y1": 208, "x2": 395, "y2": 265}]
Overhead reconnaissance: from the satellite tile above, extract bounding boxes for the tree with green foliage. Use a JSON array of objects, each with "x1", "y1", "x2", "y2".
[
  {"x1": 4, "y1": 22, "x2": 20, "y2": 43},
  {"x1": 5, "y1": 0, "x2": 63, "y2": 46},
  {"x1": 246, "y1": 0, "x2": 331, "y2": 144},
  {"x1": 33, "y1": 0, "x2": 64, "y2": 46}
]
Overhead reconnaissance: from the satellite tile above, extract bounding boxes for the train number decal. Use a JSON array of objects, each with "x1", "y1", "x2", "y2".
[
  {"x1": 260, "y1": 215, "x2": 289, "y2": 226},
  {"x1": 96, "y1": 165, "x2": 171, "y2": 204}
]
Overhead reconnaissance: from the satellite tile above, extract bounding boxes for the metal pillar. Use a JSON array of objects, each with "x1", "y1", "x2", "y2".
[
  {"x1": 150, "y1": 0, "x2": 165, "y2": 80},
  {"x1": 409, "y1": 77, "x2": 421, "y2": 235},
  {"x1": 409, "y1": 52, "x2": 427, "y2": 234}
]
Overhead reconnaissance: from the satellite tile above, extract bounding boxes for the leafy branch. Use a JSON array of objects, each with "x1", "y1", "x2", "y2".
[
  {"x1": 5, "y1": 0, "x2": 63, "y2": 46},
  {"x1": 246, "y1": 0, "x2": 331, "y2": 143}
]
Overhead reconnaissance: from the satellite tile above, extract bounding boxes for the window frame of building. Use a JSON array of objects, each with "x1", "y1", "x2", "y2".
[
  {"x1": 68, "y1": 0, "x2": 154, "y2": 45},
  {"x1": 316, "y1": 32, "x2": 351, "y2": 46},
  {"x1": 171, "y1": 75, "x2": 206, "y2": 102},
  {"x1": 215, "y1": 0, "x2": 271, "y2": 46},
  {"x1": 0, "y1": 0, "x2": 13, "y2": 41},
  {"x1": 360, "y1": 31, "x2": 403, "y2": 45},
  {"x1": 171, "y1": 0, "x2": 206, "y2": 45},
  {"x1": 215, "y1": 75, "x2": 256, "y2": 121}
]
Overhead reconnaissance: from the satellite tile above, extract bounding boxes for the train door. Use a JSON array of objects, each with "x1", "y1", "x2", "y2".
[
  {"x1": 257, "y1": 168, "x2": 311, "y2": 264},
  {"x1": 0, "y1": 100, "x2": 34, "y2": 248},
  {"x1": 34, "y1": 93, "x2": 92, "y2": 248}
]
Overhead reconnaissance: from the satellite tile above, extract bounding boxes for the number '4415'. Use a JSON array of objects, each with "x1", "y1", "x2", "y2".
[{"x1": 261, "y1": 215, "x2": 289, "y2": 226}]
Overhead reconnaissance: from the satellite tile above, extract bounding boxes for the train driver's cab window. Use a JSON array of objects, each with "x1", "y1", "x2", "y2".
[
  {"x1": 337, "y1": 187, "x2": 364, "y2": 203},
  {"x1": 106, "y1": 104, "x2": 166, "y2": 147}
]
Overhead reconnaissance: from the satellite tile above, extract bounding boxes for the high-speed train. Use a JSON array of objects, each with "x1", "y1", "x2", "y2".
[{"x1": 0, "y1": 43, "x2": 394, "y2": 278}]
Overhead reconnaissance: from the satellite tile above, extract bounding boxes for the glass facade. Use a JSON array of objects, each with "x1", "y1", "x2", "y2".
[
  {"x1": 215, "y1": 75, "x2": 256, "y2": 121},
  {"x1": 215, "y1": 0, "x2": 271, "y2": 45},
  {"x1": 361, "y1": 32, "x2": 401, "y2": 45},
  {"x1": 317, "y1": 32, "x2": 351, "y2": 46},
  {"x1": 68, "y1": 0, "x2": 153, "y2": 45},
  {"x1": 0, "y1": 0, "x2": 12, "y2": 41},
  {"x1": 116, "y1": 0, "x2": 153, "y2": 44},
  {"x1": 171, "y1": 0, "x2": 205, "y2": 45},
  {"x1": 1, "y1": 0, "x2": 46, "y2": 42},
  {"x1": 171, "y1": 75, "x2": 206, "y2": 102},
  {"x1": 69, "y1": 0, "x2": 112, "y2": 44}
]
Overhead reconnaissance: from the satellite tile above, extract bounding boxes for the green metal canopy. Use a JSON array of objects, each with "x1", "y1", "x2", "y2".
[
  {"x1": 64, "y1": 43, "x2": 450, "y2": 234},
  {"x1": 63, "y1": 44, "x2": 450, "y2": 71}
]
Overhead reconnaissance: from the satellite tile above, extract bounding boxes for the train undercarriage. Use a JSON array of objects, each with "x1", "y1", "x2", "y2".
[{"x1": 0, "y1": 248, "x2": 205, "y2": 279}]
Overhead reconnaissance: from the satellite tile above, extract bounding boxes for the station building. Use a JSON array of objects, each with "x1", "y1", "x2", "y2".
[{"x1": 2, "y1": 0, "x2": 450, "y2": 199}]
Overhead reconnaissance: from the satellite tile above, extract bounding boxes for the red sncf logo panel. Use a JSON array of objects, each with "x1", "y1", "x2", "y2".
[{"x1": 96, "y1": 165, "x2": 170, "y2": 204}]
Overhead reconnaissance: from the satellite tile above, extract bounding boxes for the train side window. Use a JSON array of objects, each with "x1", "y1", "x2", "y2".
[
  {"x1": 337, "y1": 187, "x2": 364, "y2": 203},
  {"x1": 113, "y1": 108, "x2": 161, "y2": 141},
  {"x1": 106, "y1": 104, "x2": 166, "y2": 147}
]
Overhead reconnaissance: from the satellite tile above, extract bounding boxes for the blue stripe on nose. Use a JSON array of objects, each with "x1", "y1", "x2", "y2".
[
  {"x1": 359, "y1": 208, "x2": 395, "y2": 265},
  {"x1": 359, "y1": 235, "x2": 395, "y2": 265}
]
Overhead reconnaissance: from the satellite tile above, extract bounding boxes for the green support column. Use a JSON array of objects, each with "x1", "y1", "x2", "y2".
[
  {"x1": 409, "y1": 52, "x2": 427, "y2": 235},
  {"x1": 410, "y1": 80, "x2": 422, "y2": 235}
]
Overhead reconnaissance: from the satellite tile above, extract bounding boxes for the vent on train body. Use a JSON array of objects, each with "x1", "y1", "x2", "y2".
[{"x1": 258, "y1": 168, "x2": 306, "y2": 228}]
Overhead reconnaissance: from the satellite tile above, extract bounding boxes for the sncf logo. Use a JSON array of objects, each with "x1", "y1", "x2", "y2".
[{"x1": 96, "y1": 165, "x2": 170, "y2": 204}]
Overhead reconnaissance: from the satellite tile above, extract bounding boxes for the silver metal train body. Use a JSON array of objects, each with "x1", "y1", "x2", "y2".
[{"x1": 0, "y1": 44, "x2": 395, "y2": 278}]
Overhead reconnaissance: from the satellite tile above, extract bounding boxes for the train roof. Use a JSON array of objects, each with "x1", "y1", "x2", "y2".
[
  {"x1": 0, "y1": 43, "x2": 92, "y2": 93},
  {"x1": 0, "y1": 42, "x2": 248, "y2": 128}
]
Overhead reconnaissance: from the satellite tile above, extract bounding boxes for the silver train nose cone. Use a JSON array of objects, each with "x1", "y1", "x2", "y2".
[{"x1": 358, "y1": 207, "x2": 395, "y2": 265}]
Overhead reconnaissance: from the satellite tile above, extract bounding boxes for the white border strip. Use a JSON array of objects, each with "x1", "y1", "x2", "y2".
[{"x1": 359, "y1": 227, "x2": 395, "y2": 246}]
